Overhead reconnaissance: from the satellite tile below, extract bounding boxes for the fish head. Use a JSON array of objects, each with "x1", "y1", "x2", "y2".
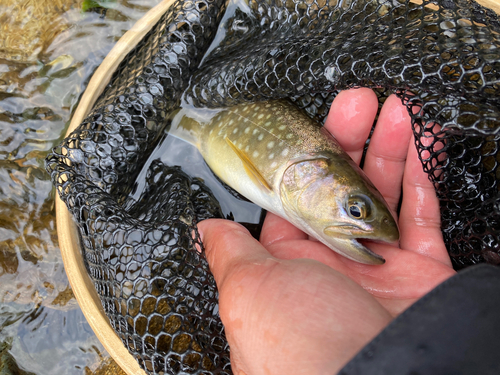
[{"x1": 280, "y1": 156, "x2": 399, "y2": 265}]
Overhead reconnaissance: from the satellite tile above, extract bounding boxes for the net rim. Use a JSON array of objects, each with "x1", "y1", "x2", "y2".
[{"x1": 55, "y1": 1, "x2": 175, "y2": 373}]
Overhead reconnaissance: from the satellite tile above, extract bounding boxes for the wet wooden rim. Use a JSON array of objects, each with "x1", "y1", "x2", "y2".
[
  {"x1": 56, "y1": 1, "x2": 174, "y2": 374},
  {"x1": 56, "y1": 0, "x2": 500, "y2": 374}
]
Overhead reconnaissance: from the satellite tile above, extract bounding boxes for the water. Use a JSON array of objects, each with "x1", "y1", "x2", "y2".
[
  {"x1": 132, "y1": 133, "x2": 265, "y2": 226},
  {"x1": 0, "y1": 0, "x2": 162, "y2": 373}
]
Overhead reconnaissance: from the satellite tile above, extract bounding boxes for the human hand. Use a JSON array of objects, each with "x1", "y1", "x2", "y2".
[{"x1": 198, "y1": 88, "x2": 456, "y2": 374}]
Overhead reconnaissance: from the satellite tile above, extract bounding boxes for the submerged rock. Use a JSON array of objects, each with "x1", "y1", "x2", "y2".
[
  {"x1": 0, "y1": 0, "x2": 83, "y2": 63},
  {"x1": 84, "y1": 357, "x2": 127, "y2": 375},
  {"x1": 0, "y1": 341, "x2": 35, "y2": 375}
]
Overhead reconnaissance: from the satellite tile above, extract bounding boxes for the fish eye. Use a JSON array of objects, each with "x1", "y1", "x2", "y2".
[
  {"x1": 346, "y1": 195, "x2": 372, "y2": 220},
  {"x1": 349, "y1": 205, "x2": 362, "y2": 218}
]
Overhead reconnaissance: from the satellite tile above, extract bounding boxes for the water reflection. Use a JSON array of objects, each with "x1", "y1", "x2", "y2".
[
  {"x1": 0, "y1": 0, "x2": 160, "y2": 372},
  {"x1": 2, "y1": 304, "x2": 109, "y2": 374},
  {"x1": 131, "y1": 134, "x2": 264, "y2": 228}
]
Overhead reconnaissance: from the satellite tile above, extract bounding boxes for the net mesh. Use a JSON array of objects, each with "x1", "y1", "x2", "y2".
[{"x1": 45, "y1": 0, "x2": 500, "y2": 373}]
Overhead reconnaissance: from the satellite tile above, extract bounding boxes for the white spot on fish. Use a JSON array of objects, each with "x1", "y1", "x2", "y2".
[
  {"x1": 244, "y1": 118, "x2": 249, "y2": 123},
  {"x1": 253, "y1": 151, "x2": 259, "y2": 158},
  {"x1": 271, "y1": 161, "x2": 278, "y2": 168},
  {"x1": 228, "y1": 119, "x2": 234, "y2": 126},
  {"x1": 244, "y1": 127, "x2": 251, "y2": 134},
  {"x1": 267, "y1": 141, "x2": 275, "y2": 149},
  {"x1": 258, "y1": 114, "x2": 264, "y2": 119},
  {"x1": 264, "y1": 121, "x2": 272, "y2": 127},
  {"x1": 245, "y1": 145, "x2": 250, "y2": 152},
  {"x1": 269, "y1": 153, "x2": 275, "y2": 159},
  {"x1": 266, "y1": 114, "x2": 271, "y2": 119},
  {"x1": 233, "y1": 128, "x2": 238, "y2": 134},
  {"x1": 266, "y1": 103, "x2": 272, "y2": 108},
  {"x1": 282, "y1": 148, "x2": 289, "y2": 157},
  {"x1": 286, "y1": 133, "x2": 293, "y2": 139},
  {"x1": 253, "y1": 129, "x2": 259, "y2": 135},
  {"x1": 258, "y1": 134, "x2": 264, "y2": 141},
  {"x1": 279, "y1": 125, "x2": 286, "y2": 131}
]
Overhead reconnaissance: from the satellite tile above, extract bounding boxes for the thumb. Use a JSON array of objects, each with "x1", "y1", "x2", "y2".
[{"x1": 197, "y1": 219, "x2": 275, "y2": 287}]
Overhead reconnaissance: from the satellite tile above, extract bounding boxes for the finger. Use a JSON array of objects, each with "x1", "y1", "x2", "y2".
[
  {"x1": 399, "y1": 141, "x2": 451, "y2": 266},
  {"x1": 260, "y1": 212, "x2": 308, "y2": 247},
  {"x1": 197, "y1": 219, "x2": 275, "y2": 287},
  {"x1": 325, "y1": 88, "x2": 379, "y2": 164},
  {"x1": 197, "y1": 219, "x2": 281, "y2": 375},
  {"x1": 363, "y1": 94, "x2": 413, "y2": 213}
]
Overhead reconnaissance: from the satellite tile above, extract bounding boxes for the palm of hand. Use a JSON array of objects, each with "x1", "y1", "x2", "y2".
[
  {"x1": 199, "y1": 89, "x2": 456, "y2": 374},
  {"x1": 257, "y1": 89, "x2": 455, "y2": 315}
]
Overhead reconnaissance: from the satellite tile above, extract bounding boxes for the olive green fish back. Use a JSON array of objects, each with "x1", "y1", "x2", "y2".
[
  {"x1": 46, "y1": 0, "x2": 500, "y2": 373},
  {"x1": 197, "y1": 100, "x2": 344, "y2": 182}
]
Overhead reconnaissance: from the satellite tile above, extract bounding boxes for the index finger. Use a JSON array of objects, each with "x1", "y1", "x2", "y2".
[
  {"x1": 324, "y1": 88, "x2": 379, "y2": 164},
  {"x1": 362, "y1": 94, "x2": 413, "y2": 213}
]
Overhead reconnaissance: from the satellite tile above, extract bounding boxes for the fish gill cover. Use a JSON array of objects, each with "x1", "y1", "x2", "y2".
[{"x1": 45, "y1": 0, "x2": 500, "y2": 373}]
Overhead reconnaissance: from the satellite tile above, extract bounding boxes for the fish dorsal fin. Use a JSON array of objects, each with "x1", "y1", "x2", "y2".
[{"x1": 225, "y1": 137, "x2": 272, "y2": 192}]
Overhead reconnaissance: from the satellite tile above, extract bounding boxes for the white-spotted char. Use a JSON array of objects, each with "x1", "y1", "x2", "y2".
[{"x1": 169, "y1": 100, "x2": 400, "y2": 265}]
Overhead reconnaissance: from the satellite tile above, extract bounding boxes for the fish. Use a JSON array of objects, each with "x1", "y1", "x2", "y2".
[{"x1": 169, "y1": 100, "x2": 400, "y2": 265}]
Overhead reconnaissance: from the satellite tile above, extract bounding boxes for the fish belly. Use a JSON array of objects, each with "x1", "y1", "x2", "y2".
[{"x1": 200, "y1": 132, "x2": 286, "y2": 217}]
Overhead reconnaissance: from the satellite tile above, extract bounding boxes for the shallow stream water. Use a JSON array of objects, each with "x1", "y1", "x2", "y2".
[{"x1": 0, "y1": 0, "x2": 162, "y2": 373}]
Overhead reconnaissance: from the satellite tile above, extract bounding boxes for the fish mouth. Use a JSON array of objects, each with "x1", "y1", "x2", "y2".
[
  {"x1": 321, "y1": 236, "x2": 386, "y2": 265},
  {"x1": 322, "y1": 226, "x2": 397, "y2": 265},
  {"x1": 349, "y1": 238, "x2": 386, "y2": 265},
  {"x1": 324, "y1": 224, "x2": 368, "y2": 238},
  {"x1": 324, "y1": 225, "x2": 398, "y2": 243},
  {"x1": 360, "y1": 238, "x2": 400, "y2": 247}
]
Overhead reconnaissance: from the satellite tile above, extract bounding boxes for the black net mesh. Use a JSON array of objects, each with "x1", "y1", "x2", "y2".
[{"x1": 46, "y1": 0, "x2": 500, "y2": 373}]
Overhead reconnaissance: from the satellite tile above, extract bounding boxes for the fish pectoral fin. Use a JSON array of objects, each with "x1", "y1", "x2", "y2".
[{"x1": 225, "y1": 137, "x2": 272, "y2": 192}]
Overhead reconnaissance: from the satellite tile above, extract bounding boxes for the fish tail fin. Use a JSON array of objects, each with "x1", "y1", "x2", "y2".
[{"x1": 167, "y1": 108, "x2": 202, "y2": 148}]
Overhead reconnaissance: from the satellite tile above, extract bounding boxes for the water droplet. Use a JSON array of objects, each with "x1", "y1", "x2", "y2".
[{"x1": 325, "y1": 66, "x2": 340, "y2": 83}]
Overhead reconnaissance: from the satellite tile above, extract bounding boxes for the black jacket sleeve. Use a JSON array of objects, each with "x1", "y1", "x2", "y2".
[{"x1": 338, "y1": 264, "x2": 500, "y2": 375}]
